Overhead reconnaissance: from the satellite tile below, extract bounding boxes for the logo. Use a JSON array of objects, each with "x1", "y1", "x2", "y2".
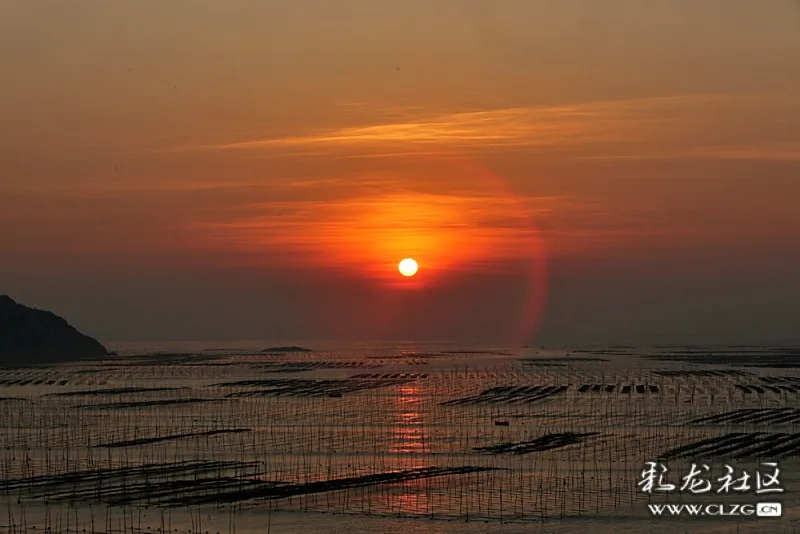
[
  {"x1": 638, "y1": 462, "x2": 784, "y2": 495},
  {"x1": 757, "y1": 503, "x2": 782, "y2": 517}
]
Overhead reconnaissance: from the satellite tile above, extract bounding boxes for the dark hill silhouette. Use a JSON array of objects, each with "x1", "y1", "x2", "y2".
[{"x1": 0, "y1": 295, "x2": 109, "y2": 364}]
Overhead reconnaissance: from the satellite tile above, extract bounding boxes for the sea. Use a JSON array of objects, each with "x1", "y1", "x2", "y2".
[{"x1": 1, "y1": 340, "x2": 799, "y2": 533}]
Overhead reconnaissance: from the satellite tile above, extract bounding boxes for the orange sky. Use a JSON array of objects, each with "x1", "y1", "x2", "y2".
[{"x1": 2, "y1": 1, "x2": 800, "y2": 345}]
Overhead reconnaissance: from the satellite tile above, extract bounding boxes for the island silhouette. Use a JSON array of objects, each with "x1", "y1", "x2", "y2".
[{"x1": 0, "y1": 295, "x2": 109, "y2": 364}]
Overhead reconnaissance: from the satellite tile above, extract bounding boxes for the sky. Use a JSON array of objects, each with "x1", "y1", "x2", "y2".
[{"x1": 2, "y1": 0, "x2": 800, "y2": 346}]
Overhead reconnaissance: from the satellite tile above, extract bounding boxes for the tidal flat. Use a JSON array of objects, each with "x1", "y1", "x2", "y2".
[{"x1": 2, "y1": 343, "x2": 799, "y2": 533}]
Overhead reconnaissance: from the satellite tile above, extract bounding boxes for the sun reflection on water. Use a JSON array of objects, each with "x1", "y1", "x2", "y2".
[{"x1": 390, "y1": 384, "x2": 426, "y2": 457}]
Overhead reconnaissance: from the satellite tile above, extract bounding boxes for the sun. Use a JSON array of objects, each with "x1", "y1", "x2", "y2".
[{"x1": 398, "y1": 258, "x2": 418, "y2": 277}]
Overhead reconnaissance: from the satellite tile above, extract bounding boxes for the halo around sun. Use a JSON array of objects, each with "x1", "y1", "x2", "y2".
[{"x1": 398, "y1": 258, "x2": 418, "y2": 277}]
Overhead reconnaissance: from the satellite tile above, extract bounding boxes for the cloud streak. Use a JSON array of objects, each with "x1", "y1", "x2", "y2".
[
  {"x1": 210, "y1": 94, "x2": 703, "y2": 151},
  {"x1": 183, "y1": 186, "x2": 662, "y2": 279},
  {"x1": 194, "y1": 92, "x2": 797, "y2": 157},
  {"x1": 578, "y1": 143, "x2": 800, "y2": 162}
]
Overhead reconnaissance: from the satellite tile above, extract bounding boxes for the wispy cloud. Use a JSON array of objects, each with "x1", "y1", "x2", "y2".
[
  {"x1": 185, "y1": 91, "x2": 800, "y2": 161},
  {"x1": 191, "y1": 192, "x2": 544, "y2": 271},
  {"x1": 209, "y1": 94, "x2": 706, "y2": 151},
  {"x1": 156, "y1": 91, "x2": 800, "y2": 274},
  {"x1": 691, "y1": 143, "x2": 800, "y2": 161},
  {"x1": 166, "y1": 93, "x2": 800, "y2": 164},
  {"x1": 578, "y1": 142, "x2": 800, "y2": 162},
  {"x1": 184, "y1": 188, "x2": 661, "y2": 278}
]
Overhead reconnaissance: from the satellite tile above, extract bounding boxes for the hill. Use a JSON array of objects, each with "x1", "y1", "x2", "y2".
[{"x1": 0, "y1": 295, "x2": 109, "y2": 364}]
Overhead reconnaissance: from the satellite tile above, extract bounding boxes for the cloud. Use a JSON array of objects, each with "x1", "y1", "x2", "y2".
[
  {"x1": 690, "y1": 143, "x2": 800, "y2": 161},
  {"x1": 207, "y1": 94, "x2": 697, "y2": 151},
  {"x1": 577, "y1": 143, "x2": 800, "y2": 162},
  {"x1": 185, "y1": 92, "x2": 800, "y2": 162},
  {"x1": 110, "y1": 90, "x2": 800, "y2": 274},
  {"x1": 182, "y1": 183, "x2": 662, "y2": 279}
]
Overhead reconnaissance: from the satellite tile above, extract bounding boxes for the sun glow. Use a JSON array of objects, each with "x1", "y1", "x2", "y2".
[
  {"x1": 195, "y1": 153, "x2": 549, "y2": 342},
  {"x1": 398, "y1": 258, "x2": 418, "y2": 277}
]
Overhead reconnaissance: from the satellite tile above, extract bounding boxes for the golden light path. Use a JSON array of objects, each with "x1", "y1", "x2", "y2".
[{"x1": 398, "y1": 258, "x2": 418, "y2": 277}]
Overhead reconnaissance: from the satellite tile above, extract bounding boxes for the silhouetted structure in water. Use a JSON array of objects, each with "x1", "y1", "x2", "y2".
[
  {"x1": 0, "y1": 295, "x2": 108, "y2": 364},
  {"x1": 261, "y1": 346, "x2": 313, "y2": 353}
]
